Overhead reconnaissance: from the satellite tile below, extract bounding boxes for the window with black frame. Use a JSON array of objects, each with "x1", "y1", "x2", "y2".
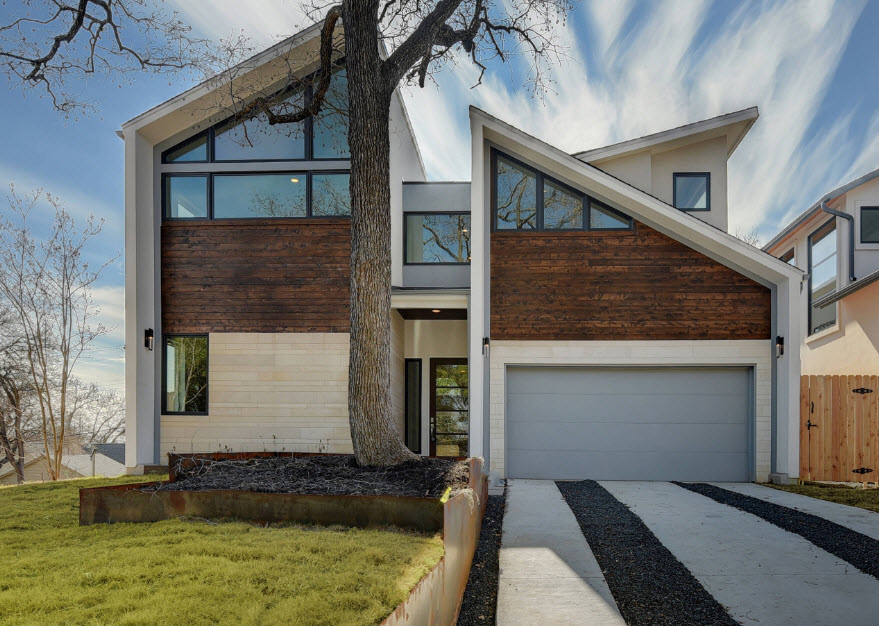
[
  {"x1": 405, "y1": 213, "x2": 471, "y2": 264},
  {"x1": 162, "y1": 66, "x2": 349, "y2": 164},
  {"x1": 163, "y1": 335, "x2": 208, "y2": 415},
  {"x1": 492, "y1": 150, "x2": 633, "y2": 232},
  {"x1": 861, "y1": 206, "x2": 879, "y2": 244},
  {"x1": 674, "y1": 173, "x2": 710, "y2": 211},
  {"x1": 808, "y1": 220, "x2": 837, "y2": 335}
]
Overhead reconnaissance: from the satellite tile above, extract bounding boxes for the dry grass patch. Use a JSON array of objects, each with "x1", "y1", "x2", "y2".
[
  {"x1": 765, "y1": 481, "x2": 879, "y2": 513},
  {"x1": 0, "y1": 476, "x2": 443, "y2": 625}
]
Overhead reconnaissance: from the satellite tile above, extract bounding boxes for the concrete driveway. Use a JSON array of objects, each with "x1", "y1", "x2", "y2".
[{"x1": 498, "y1": 479, "x2": 879, "y2": 626}]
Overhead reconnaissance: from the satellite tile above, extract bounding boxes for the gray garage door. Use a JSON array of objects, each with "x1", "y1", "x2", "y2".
[{"x1": 506, "y1": 366, "x2": 752, "y2": 481}]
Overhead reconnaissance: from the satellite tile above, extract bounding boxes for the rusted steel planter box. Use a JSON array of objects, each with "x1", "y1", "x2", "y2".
[{"x1": 79, "y1": 456, "x2": 488, "y2": 624}]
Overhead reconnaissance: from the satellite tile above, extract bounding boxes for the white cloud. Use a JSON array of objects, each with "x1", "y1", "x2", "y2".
[{"x1": 170, "y1": 0, "x2": 311, "y2": 47}]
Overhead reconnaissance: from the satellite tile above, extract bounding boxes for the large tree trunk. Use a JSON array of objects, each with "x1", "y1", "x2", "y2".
[{"x1": 343, "y1": 4, "x2": 417, "y2": 466}]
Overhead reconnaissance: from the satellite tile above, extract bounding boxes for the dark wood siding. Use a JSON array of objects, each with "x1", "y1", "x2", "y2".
[
  {"x1": 162, "y1": 219, "x2": 350, "y2": 333},
  {"x1": 490, "y1": 222, "x2": 771, "y2": 341}
]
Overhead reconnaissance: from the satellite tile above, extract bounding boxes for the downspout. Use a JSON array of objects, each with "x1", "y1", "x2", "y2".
[{"x1": 820, "y1": 198, "x2": 856, "y2": 283}]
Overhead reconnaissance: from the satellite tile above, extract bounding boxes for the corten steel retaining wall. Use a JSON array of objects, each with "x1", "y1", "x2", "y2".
[{"x1": 382, "y1": 458, "x2": 488, "y2": 626}]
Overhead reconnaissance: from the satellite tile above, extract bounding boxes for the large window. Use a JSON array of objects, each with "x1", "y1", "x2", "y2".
[
  {"x1": 808, "y1": 220, "x2": 837, "y2": 335},
  {"x1": 163, "y1": 335, "x2": 208, "y2": 415},
  {"x1": 405, "y1": 213, "x2": 471, "y2": 264},
  {"x1": 861, "y1": 206, "x2": 879, "y2": 244},
  {"x1": 491, "y1": 150, "x2": 632, "y2": 232},
  {"x1": 674, "y1": 173, "x2": 710, "y2": 211},
  {"x1": 163, "y1": 172, "x2": 350, "y2": 219},
  {"x1": 162, "y1": 66, "x2": 348, "y2": 163}
]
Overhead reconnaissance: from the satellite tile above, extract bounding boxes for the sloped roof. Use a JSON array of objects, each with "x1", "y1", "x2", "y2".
[
  {"x1": 763, "y1": 167, "x2": 879, "y2": 252},
  {"x1": 84, "y1": 443, "x2": 126, "y2": 465},
  {"x1": 471, "y1": 105, "x2": 801, "y2": 286},
  {"x1": 574, "y1": 107, "x2": 759, "y2": 164}
]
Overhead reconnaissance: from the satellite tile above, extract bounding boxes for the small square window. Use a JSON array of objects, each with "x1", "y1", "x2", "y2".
[
  {"x1": 164, "y1": 175, "x2": 208, "y2": 219},
  {"x1": 780, "y1": 249, "x2": 795, "y2": 265},
  {"x1": 405, "y1": 213, "x2": 471, "y2": 263},
  {"x1": 674, "y1": 173, "x2": 710, "y2": 211},
  {"x1": 163, "y1": 335, "x2": 208, "y2": 415},
  {"x1": 312, "y1": 173, "x2": 351, "y2": 216},
  {"x1": 861, "y1": 206, "x2": 879, "y2": 244}
]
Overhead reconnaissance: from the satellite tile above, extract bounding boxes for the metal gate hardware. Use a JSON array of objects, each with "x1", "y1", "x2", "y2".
[
  {"x1": 852, "y1": 467, "x2": 874, "y2": 475},
  {"x1": 853, "y1": 388, "x2": 874, "y2": 394}
]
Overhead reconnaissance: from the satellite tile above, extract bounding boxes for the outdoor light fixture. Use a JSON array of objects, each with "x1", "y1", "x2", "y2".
[
  {"x1": 482, "y1": 336, "x2": 490, "y2": 357},
  {"x1": 775, "y1": 335, "x2": 784, "y2": 359},
  {"x1": 432, "y1": 309, "x2": 441, "y2": 313},
  {"x1": 144, "y1": 328, "x2": 154, "y2": 351}
]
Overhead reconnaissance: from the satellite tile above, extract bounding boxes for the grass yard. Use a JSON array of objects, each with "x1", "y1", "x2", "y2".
[
  {"x1": 0, "y1": 476, "x2": 444, "y2": 626},
  {"x1": 765, "y1": 481, "x2": 879, "y2": 513}
]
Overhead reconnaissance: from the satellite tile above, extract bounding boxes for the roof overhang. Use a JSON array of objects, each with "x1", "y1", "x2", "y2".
[
  {"x1": 814, "y1": 267, "x2": 879, "y2": 308},
  {"x1": 472, "y1": 106, "x2": 801, "y2": 287},
  {"x1": 574, "y1": 107, "x2": 759, "y2": 164},
  {"x1": 764, "y1": 167, "x2": 879, "y2": 253}
]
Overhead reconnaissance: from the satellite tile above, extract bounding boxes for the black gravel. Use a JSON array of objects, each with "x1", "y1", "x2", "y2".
[
  {"x1": 456, "y1": 495, "x2": 505, "y2": 626},
  {"x1": 146, "y1": 455, "x2": 469, "y2": 498},
  {"x1": 675, "y1": 482, "x2": 879, "y2": 579},
  {"x1": 557, "y1": 480, "x2": 737, "y2": 626}
]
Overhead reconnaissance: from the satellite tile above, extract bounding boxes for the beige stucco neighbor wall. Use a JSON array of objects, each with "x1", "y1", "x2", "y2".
[
  {"x1": 801, "y1": 281, "x2": 879, "y2": 375},
  {"x1": 488, "y1": 339, "x2": 773, "y2": 482},
  {"x1": 160, "y1": 333, "x2": 352, "y2": 459}
]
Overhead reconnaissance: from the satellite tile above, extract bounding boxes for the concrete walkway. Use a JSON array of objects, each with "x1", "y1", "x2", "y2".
[
  {"x1": 603, "y1": 481, "x2": 879, "y2": 625},
  {"x1": 711, "y1": 482, "x2": 879, "y2": 540},
  {"x1": 496, "y1": 479, "x2": 624, "y2": 625}
]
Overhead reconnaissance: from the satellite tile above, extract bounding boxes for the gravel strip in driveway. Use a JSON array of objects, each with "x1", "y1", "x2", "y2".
[
  {"x1": 676, "y1": 482, "x2": 879, "y2": 579},
  {"x1": 457, "y1": 495, "x2": 505, "y2": 625},
  {"x1": 556, "y1": 480, "x2": 737, "y2": 626}
]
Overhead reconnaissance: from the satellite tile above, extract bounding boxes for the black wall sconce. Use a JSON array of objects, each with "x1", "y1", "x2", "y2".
[
  {"x1": 482, "y1": 336, "x2": 490, "y2": 357},
  {"x1": 145, "y1": 328, "x2": 154, "y2": 351},
  {"x1": 775, "y1": 335, "x2": 784, "y2": 359}
]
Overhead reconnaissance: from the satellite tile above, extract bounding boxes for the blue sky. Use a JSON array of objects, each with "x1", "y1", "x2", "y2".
[{"x1": 0, "y1": 0, "x2": 877, "y2": 392}]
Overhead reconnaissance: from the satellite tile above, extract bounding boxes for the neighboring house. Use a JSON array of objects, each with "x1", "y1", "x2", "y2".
[
  {"x1": 764, "y1": 171, "x2": 879, "y2": 375},
  {"x1": 84, "y1": 443, "x2": 126, "y2": 465},
  {"x1": 123, "y1": 25, "x2": 802, "y2": 483},
  {"x1": 0, "y1": 452, "x2": 125, "y2": 485}
]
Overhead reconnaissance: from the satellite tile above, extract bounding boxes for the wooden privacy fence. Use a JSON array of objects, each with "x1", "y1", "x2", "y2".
[{"x1": 800, "y1": 375, "x2": 879, "y2": 482}]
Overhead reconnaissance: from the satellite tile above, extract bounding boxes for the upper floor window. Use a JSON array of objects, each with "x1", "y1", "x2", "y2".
[
  {"x1": 808, "y1": 220, "x2": 837, "y2": 335},
  {"x1": 162, "y1": 66, "x2": 348, "y2": 163},
  {"x1": 163, "y1": 171, "x2": 350, "y2": 220},
  {"x1": 491, "y1": 150, "x2": 632, "y2": 232},
  {"x1": 405, "y1": 213, "x2": 471, "y2": 264},
  {"x1": 861, "y1": 206, "x2": 879, "y2": 244},
  {"x1": 674, "y1": 173, "x2": 710, "y2": 211},
  {"x1": 780, "y1": 248, "x2": 795, "y2": 265}
]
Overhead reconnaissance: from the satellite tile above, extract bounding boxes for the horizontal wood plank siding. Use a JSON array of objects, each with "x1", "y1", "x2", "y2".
[
  {"x1": 162, "y1": 219, "x2": 350, "y2": 333},
  {"x1": 490, "y1": 222, "x2": 771, "y2": 341}
]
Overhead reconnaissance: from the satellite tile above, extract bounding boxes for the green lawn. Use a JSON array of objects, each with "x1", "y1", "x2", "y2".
[
  {"x1": 0, "y1": 476, "x2": 443, "y2": 626},
  {"x1": 765, "y1": 481, "x2": 879, "y2": 513}
]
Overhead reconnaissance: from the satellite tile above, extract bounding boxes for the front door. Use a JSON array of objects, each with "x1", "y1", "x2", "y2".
[{"x1": 429, "y1": 358, "x2": 469, "y2": 457}]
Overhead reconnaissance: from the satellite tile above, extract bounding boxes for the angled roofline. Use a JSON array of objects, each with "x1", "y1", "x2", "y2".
[
  {"x1": 471, "y1": 105, "x2": 801, "y2": 284},
  {"x1": 116, "y1": 22, "x2": 427, "y2": 178},
  {"x1": 573, "y1": 106, "x2": 759, "y2": 163},
  {"x1": 763, "y1": 167, "x2": 879, "y2": 252}
]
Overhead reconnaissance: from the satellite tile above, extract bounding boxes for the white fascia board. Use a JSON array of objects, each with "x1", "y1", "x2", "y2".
[
  {"x1": 391, "y1": 291, "x2": 469, "y2": 309},
  {"x1": 120, "y1": 22, "x2": 324, "y2": 135},
  {"x1": 471, "y1": 106, "x2": 801, "y2": 286},
  {"x1": 574, "y1": 106, "x2": 759, "y2": 162}
]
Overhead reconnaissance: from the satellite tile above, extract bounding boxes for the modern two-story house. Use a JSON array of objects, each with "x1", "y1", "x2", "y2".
[
  {"x1": 123, "y1": 24, "x2": 804, "y2": 484},
  {"x1": 764, "y1": 170, "x2": 879, "y2": 374}
]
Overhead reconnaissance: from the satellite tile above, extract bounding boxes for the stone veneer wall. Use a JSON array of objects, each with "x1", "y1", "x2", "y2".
[{"x1": 160, "y1": 333, "x2": 352, "y2": 458}]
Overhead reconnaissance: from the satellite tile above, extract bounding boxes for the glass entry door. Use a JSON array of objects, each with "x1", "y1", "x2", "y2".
[{"x1": 430, "y1": 358, "x2": 469, "y2": 457}]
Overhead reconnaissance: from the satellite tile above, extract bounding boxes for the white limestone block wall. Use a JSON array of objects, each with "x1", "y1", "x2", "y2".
[{"x1": 160, "y1": 332, "x2": 352, "y2": 458}]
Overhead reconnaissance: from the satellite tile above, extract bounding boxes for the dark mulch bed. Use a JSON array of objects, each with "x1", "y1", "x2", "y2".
[
  {"x1": 675, "y1": 482, "x2": 879, "y2": 579},
  {"x1": 557, "y1": 480, "x2": 737, "y2": 626},
  {"x1": 456, "y1": 495, "x2": 505, "y2": 625},
  {"x1": 147, "y1": 455, "x2": 469, "y2": 498}
]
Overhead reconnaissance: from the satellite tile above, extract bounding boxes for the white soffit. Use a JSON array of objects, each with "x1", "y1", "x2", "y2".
[{"x1": 573, "y1": 107, "x2": 759, "y2": 164}]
